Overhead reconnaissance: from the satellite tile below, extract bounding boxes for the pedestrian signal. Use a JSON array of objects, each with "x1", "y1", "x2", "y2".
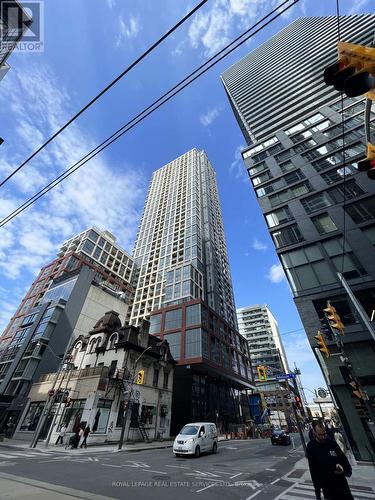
[{"x1": 136, "y1": 369, "x2": 145, "y2": 385}]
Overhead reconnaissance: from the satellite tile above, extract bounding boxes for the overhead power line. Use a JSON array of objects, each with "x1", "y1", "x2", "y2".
[
  {"x1": 0, "y1": 0, "x2": 208, "y2": 188},
  {"x1": 0, "y1": 0, "x2": 300, "y2": 228}
]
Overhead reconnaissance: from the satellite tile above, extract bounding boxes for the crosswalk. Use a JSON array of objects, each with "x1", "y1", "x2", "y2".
[
  {"x1": 278, "y1": 481, "x2": 375, "y2": 500},
  {"x1": 0, "y1": 449, "x2": 57, "y2": 464}
]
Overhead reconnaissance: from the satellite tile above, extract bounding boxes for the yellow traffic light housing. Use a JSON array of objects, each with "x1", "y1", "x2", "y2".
[
  {"x1": 324, "y1": 302, "x2": 345, "y2": 334},
  {"x1": 315, "y1": 331, "x2": 330, "y2": 359},
  {"x1": 324, "y1": 41, "x2": 375, "y2": 99},
  {"x1": 257, "y1": 365, "x2": 267, "y2": 382},
  {"x1": 358, "y1": 142, "x2": 375, "y2": 180},
  {"x1": 136, "y1": 369, "x2": 145, "y2": 385}
]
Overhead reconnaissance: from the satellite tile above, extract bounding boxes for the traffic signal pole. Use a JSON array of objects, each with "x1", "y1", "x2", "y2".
[{"x1": 292, "y1": 376, "x2": 307, "y2": 456}]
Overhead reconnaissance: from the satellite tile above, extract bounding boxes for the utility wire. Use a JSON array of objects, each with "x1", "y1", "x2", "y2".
[
  {"x1": 0, "y1": 0, "x2": 299, "y2": 228},
  {"x1": 0, "y1": 0, "x2": 208, "y2": 188}
]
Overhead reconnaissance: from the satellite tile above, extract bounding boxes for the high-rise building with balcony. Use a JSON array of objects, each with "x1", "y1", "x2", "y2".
[
  {"x1": 222, "y1": 15, "x2": 375, "y2": 461},
  {"x1": 237, "y1": 304, "x2": 289, "y2": 387},
  {"x1": 130, "y1": 149, "x2": 253, "y2": 434},
  {"x1": 0, "y1": 228, "x2": 135, "y2": 430}
]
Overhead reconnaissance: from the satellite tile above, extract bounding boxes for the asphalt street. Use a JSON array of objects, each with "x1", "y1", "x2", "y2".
[{"x1": 0, "y1": 437, "x2": 311, "y2": 499}]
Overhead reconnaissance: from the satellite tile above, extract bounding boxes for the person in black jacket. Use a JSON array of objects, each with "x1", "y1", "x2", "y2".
[{"x1": 307, "y1": 420, "x2": 353, "y2": 500}]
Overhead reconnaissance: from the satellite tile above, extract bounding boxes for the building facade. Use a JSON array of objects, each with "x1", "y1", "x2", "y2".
[
  {"x1": 14, "y1": 314, "x2": 175, "y2": 444},
  {"x1": 130, "y1": 149, "x2": 253, "y2": 434},
  {"x1": 0, "y1": 228, "x2": 135, "y2": 431},
  {"x1": 237, "y1": 304, "x2": 289, "y2": 388},
  {"x1": 222, "y1": 15, "x2": 375, "y2": 460}
]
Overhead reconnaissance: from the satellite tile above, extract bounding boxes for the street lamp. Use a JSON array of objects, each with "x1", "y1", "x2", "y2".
[{"x1": 118, "y1": 345, "x2": 152, "y2": 450}]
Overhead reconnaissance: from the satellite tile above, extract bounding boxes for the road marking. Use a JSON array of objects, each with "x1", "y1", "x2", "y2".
[
  {"x1": 185, "y1": 470, "x2": 221, "y2": 478},
  {"x1": 196, "y1": 483, "x2": 215, "y2": 493},
  {"x1": 224, "y1": 446, "x2": 238, "y2": 450},
  {"x1": 274, "y1": 481, "x2": 299, "y2": 500},
  {"x1": 266, "y1": 468, "x2": 276, "y2": 471},
  {"x1": 142, "y1": 469, "x2": 168, "y2": 475},
  {"x1": 102, "y1": 464, "x2": 123, "y2": 468},
  {"x1": 245, "y1": 491, "x2": 261, "y2": 500},
  {"x1": 230, "y1": 472, "x2": 242, "y2": 479},
  {"x1": 165, "y1": 465, "x2": 190, "y2": 469},
  {"x1": 0, "y1": 461, "x2": 16, "y2": 467},
  {"x1": 271, "y1": 478, "x2": 280, "y2": 485}
]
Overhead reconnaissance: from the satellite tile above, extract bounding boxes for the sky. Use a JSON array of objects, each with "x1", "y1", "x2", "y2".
[{"x1": 0, "y1": 0, "x2": 372, "y2": 400}]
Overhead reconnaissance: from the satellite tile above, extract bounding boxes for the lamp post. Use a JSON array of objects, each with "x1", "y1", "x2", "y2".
[{"x1": 118, "y1": 346, "x2": 152, "y2": 450}]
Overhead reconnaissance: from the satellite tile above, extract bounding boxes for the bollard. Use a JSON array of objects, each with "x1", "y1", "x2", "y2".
[{"x1": 291, "y1": 436, "x2": 295, "y2": 449}]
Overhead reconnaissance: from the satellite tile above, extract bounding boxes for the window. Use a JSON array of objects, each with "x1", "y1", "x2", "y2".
[
  {"x1": 265, "y1": 206, "x2": 294, "y2": 228},
  {"x1": 272, "y1": 224, "x2": 304, "y2": 248},
  {"x1": 185, "y1": 328, "x2": 202, "y2": 358},
  {"x1": 284, "y1": 170, "x2": 305, "y2": 185},
  {"x1": 322, "y1": 237, "x2": 366, "y2": 280},
  {"x1": 290, "y1": 130, "x2": 312, "y2": 143},
  {"x1": 248, "y1": 162, "x2": 266, "y2": 176},
  {"x1": 301, "y1": 193, "x2": 332, "y2": 214},
  {"x1": 163, "y1": 372, "x2": 169, "y2": 389},
  {"x1": 345, "y1": 197, "x2": 375, "y2": 223},
  {"x1": 269, "y1": 182, "x2": 313, "y2": 207},
  {"x1": 252, "y1": 151, "x2": 267, "y2": 163},
  {"x1": 279, "y1": 161, "x2": 296, "y2": 174},
  {"x1": 20, "y1": 402, "x2": 44, "y2": 431},
  {"x1": 210, "y1": 336, "x2": 221, "y2": 364},
  {"x1": 328, "y1": 180, "x2": 365, "y2": 204},
  {"x1": 362, "y1": 226, "x2": 375, "y2": 245},
  {"x1": 164, "y1": 332, "x2": 181, "y2": 360},
  {"x1": 92, "y1": 399, "x2": 112, "y2": 433},
  {"x1": 321, "y1": 164, "x2": 358, "y2": 184},
  {"x1": 275, "y1": 150, "x2": 291, "y2": 162},
  {"x1": 312, "y1": 214, "x2": 338, "y2": 234},
  {"x1": 82, "y1": 239, "x2": 95, "y2": 255},
  {"x1": 281, "y1": 245, "x2": 337, "y2": 292},
  {"x1": 153, "y1": 369, "x2": 159, "y2": 387},
  {"x1": 165, "y1": 308, "x2": 182, "y2": 330},
  {"x1": 88, "y1": 230, "x2": 99, "y2": 242},
  {"x1": 293, "y1": 139, "x2": 317, "y2": 152},
  {"x1": 186, "y1": 304, "x2": 201, "y2": 326},
  {"x1": 313, "y1": 153, "x2": 343, "y2": 172},
  {"x1": 149, "y1": 314, "x2": 162, "y2": 334},
  {"x1": 252, "y1": 171, "x2": 272, "y2": 186}
]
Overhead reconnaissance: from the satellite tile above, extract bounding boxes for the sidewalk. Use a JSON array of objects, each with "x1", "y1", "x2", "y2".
[
  {"x1": 284, "y1": 455, "x2": 375, "y2": 490},
  {"x1": 0, "y1": 434, "x2": 234, "y2": 454}
]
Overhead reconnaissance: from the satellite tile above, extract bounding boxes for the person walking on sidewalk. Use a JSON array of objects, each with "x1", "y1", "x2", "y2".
[
  {"x1": 55, "y1": 425, "x2": 66, "y2": 446},
  {"x1": 80, "y1": 425, "x2": 90, "y2": 448},
  {"x1": 307, "y1": 420, "x2": 353, "y2": 500}
]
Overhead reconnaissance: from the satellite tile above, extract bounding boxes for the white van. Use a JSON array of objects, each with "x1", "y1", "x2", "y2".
[{"x1": 173, "y1": 422, "x2": 218, "y2": 457}]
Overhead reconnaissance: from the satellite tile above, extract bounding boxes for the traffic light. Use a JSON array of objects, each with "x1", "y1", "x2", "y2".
[
  {"x1": 324, "y1": 41, "x2": 375, "y2": 98},
  {"x1": 357, "y1": 142, "x2": 375, "y2": 180},
  {"x1": 324, "y1": 302, "x2": 345, "y2": 334},
  {"x1": 257, "y1": 365, "x2": 267, "y2": 382},
  {"x1": 315, "y1": 331, "x2": 330, "y2": 358},
  {"x1": 136, "y1": 369, "x2": 145, "y2": 385}
]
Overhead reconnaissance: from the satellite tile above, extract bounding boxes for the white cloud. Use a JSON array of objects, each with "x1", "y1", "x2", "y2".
[
  {"x1": 252, "y1": 238, "x2": 267, "y2": 251},
  {"x1": 0, "y1": 62, "x2": 146, "y2": 329},
  {"x1": 106, "y1": 0, "x2": 116, "y2": 9},
  {"x1": 229, "y1": 144, "x2": 247, "y2": 181},
  {"x1": 187, "y1": 0, "x2": 301, "y2": 56},
  {"x1": 348, "y1": 0, "x2": 369, "y2": 14},
  {"x1": 115, "y1": 15, "x2": 140, "y2": 47},
  {"x1": 199, "y1": 106, "x2": 222, "y2": 127},
  {"x1": 266, "y1": 263, "x2": 285, "y2": 283}
]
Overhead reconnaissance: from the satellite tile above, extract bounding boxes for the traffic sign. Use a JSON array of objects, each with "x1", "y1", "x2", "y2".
[
  {"x1": 275, "y1": 373, "x2": 296, "y2": 380},
  {"x1": 48, "y1": 389, "x2": 55, "y2": 397}
]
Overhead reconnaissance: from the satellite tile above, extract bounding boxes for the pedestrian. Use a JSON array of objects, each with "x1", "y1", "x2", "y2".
[
  {"x1": 307, "y1": 420, "x2": 353, "y2": 500},
  {"x1": 5, "y1": 418, "x2": 15, "y2": 438},
  {"x1": 80, "y1": 425, "x2": 90, "y2": 448},
  {"x1": 71, "y1": 427, "x2": 83, "y2": 449},
  {"x1": 334, "y1": 428, "x2": 347, "y2": 455},
  {"x1": 55, "y1": 425, "x2": 66, "y2": 445}
]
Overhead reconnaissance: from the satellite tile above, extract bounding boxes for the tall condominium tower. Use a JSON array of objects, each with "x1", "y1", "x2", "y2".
[
  {"x1": 237, "y1": 304, "x2": 289, "y2": 388},
  {"x1": 222, "y1": 15, "x2": 375, "y2": 461},
  {"x1": 131, "y1": 149, "x2": 253, "y2": 434}
]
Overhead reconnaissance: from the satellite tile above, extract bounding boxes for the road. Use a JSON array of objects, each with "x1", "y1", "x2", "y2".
[{"x1": 0, "y1": 436, "x2": 373, "y2": 499}]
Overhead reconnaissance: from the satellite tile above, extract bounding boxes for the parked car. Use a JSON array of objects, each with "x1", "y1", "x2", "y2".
[
  {"x1": 173, "y1": 422, "x2": 218, "y2": 457},
  {"x1": 271, "y1": 429, "x2": 291, "y2": 446}
]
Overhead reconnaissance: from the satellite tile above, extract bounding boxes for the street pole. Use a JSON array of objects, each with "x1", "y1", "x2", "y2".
[
  {"x1": 118, "y1": 346, "x2": 152, "y2": 450},
  {"x1": 292, "y1": 377, "x2": 307, "y2": 456}
]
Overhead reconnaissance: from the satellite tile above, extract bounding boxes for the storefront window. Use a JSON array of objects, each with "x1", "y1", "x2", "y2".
[
  {"x1": 20, "y1": 402, "x2": 44, "y2": 431},
  {"x1": 92, "y1": 399, "x2": 112, "y2": 433}
]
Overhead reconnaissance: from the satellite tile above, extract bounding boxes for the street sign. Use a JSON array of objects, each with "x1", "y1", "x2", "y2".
[
  {"x1": 48, "y1": 389, "x2": 55, "y2": 397},
  {"x1": 275, "y1": 373, "x2": 296, "y2": 380}
]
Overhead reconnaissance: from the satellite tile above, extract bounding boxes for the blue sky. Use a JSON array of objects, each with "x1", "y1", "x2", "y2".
[{"x1": 0, "y1": 0, "x2": 372, "y2": 398}]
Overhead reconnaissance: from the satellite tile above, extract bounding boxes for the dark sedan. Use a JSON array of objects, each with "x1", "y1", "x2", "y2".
[{"x1": 271, "y1": 430, "x2": 291, "y2": 445}]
